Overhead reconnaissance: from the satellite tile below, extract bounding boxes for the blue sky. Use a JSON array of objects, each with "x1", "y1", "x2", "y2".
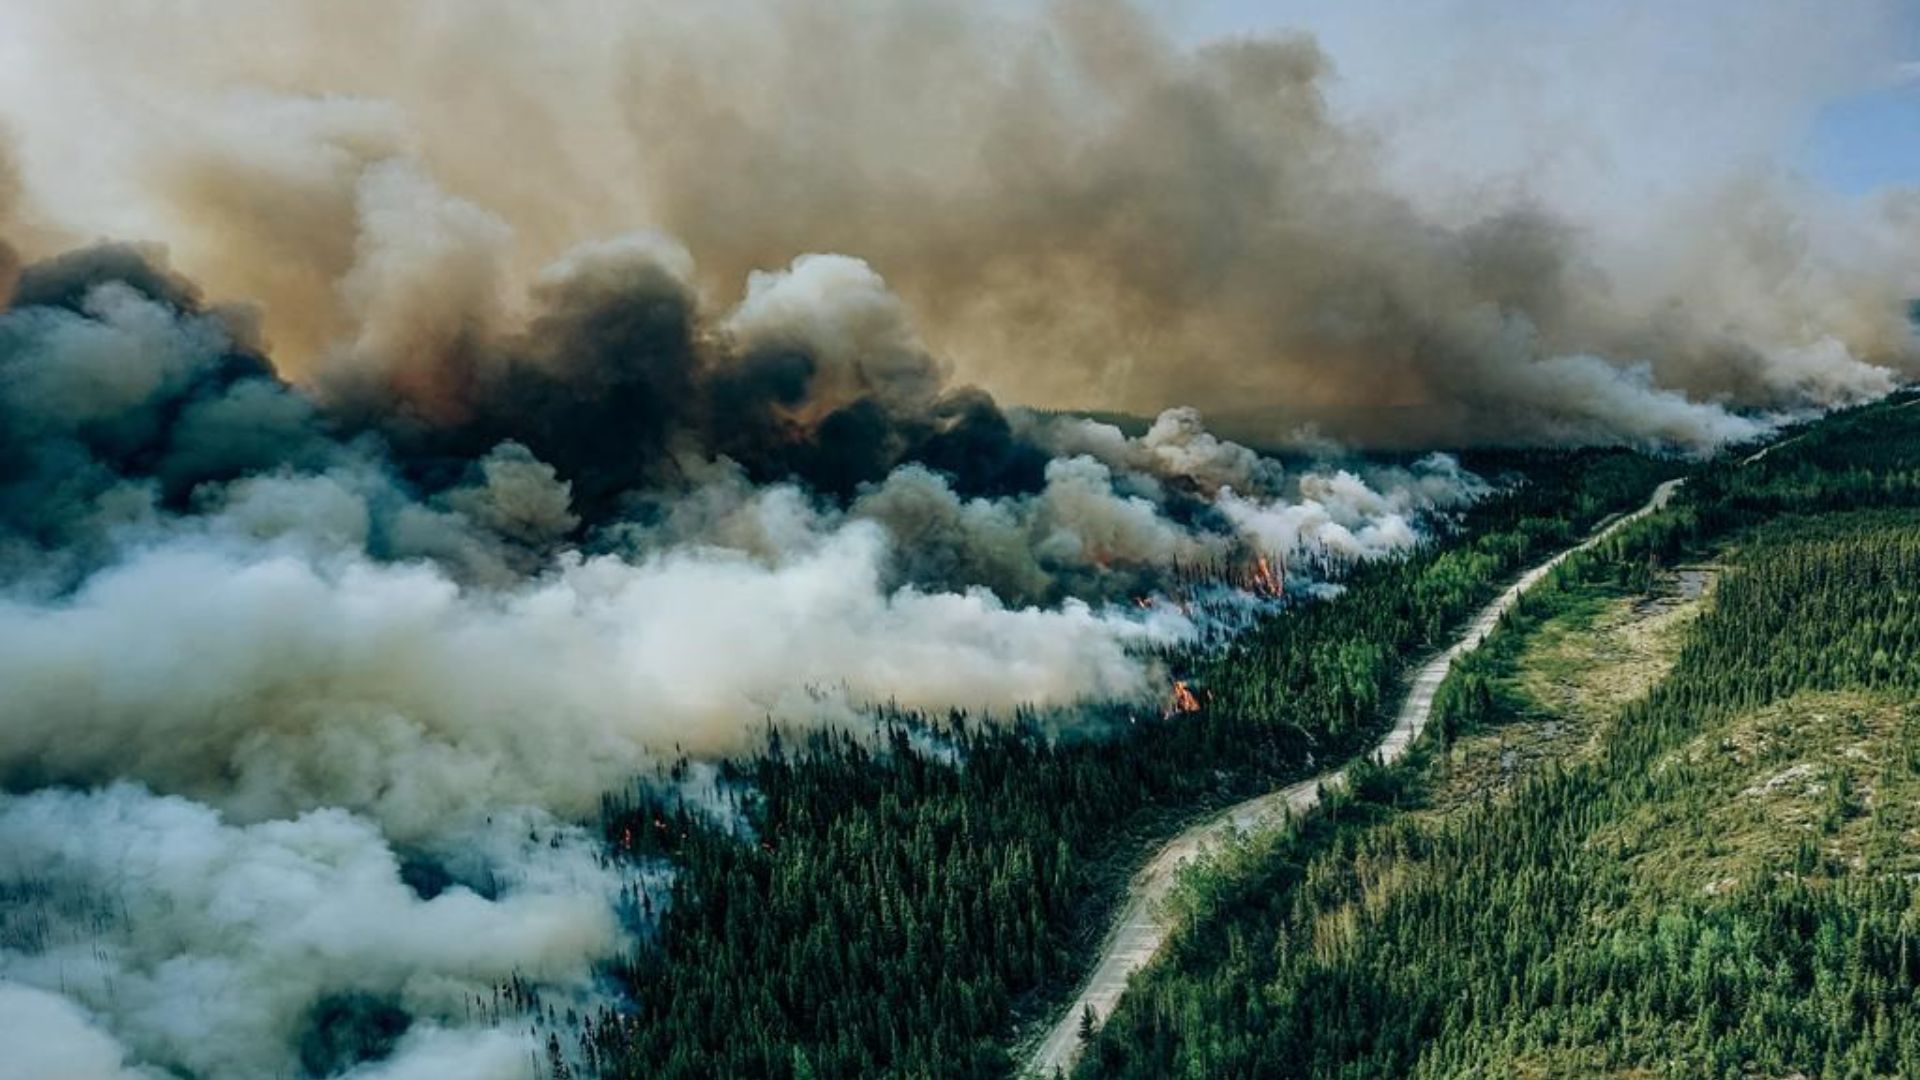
[
  {"x1": 1806, "y1": 74, "x2": 1920, "y2": 193},
  {"x1": 1167, "y1": 0, "x2": 1920, "y2": 198}
]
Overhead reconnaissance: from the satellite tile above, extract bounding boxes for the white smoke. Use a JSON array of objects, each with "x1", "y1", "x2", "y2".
[
  {"x1": 724, "y1": 253, "x2": 946, "y2": 414},
  {"x1": 0, "y1": 983, "x2": 157, "y2": 1080},
  {"x1": 338, "y1": 1028, "x2": 537, "y2": 1080},
  {"x1": 0, "y1": 784, "x2": 619, "y2": 1080},
  {"x1": 612, "y1": 412, "x2": 1492, "y2": 605},
  {"x1": 0, "y1": 525, "x2": 1195, "y2": 839},
  {"x1": 1036, "y1": 407, "x2": 1284, "y2": 495},
  {"x1": 0, "y1": 236, "x2": 1496, "y2": 1076}
]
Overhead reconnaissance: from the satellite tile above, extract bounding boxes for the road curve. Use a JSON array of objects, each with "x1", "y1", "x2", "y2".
[{"x1": 1023, "y1": 478, "x2": 1683, "y2": 1077}]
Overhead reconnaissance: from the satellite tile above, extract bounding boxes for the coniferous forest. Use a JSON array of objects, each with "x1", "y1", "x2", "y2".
[
  {"x1": 1078, "y1": 392, "x2": 1920, "y2": 1078},
  {"x1": 566, "y1": 393, "x2": 1920, "y2": 1080},
  {"x1": 577, "y1": 451, "x2": 1682, "y2": 1078},
  {"x1": 6, "y1": 12, "x2": 1920, "y2": 1080}
]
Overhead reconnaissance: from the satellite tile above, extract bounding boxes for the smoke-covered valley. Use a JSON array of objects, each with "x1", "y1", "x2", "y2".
[
  {"x1": 0, "y1": 1, "x2": 1913, "y2": 1076},
  {"x1": 0, "y1": 233, "x2": 1491, "y2": 1077}
]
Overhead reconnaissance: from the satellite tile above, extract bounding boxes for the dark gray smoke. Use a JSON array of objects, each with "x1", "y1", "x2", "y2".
[
  {"x1": 2, "y1": 0, "x2": 1907, "y2": 1072},
  {"x1": 331, "y1": 243, "x2": 1046, "y2": 515},
  {"x1": 0, "y1": 237, "x2": 1485, "y2": 1076}
]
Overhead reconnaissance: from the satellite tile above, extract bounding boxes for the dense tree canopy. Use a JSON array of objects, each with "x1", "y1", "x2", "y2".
[
  {"x1": 1080, "y1": 391, "x2": 1920, "y2": 1078},
  {"x1": 571, "y1": 447, "x2": 1679, "y2": 1079}
]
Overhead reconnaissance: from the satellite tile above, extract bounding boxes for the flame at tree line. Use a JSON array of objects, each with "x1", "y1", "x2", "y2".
[
  {"x1": 0, "y1": 222, "x2": 1495, "y2": 1074},
  {"x1": 1164, "y1": 680, "x2": 1205, "y2": 718},
  {"x1": 0, "y1": 0, "x2": 1914, "y2": 1076}
]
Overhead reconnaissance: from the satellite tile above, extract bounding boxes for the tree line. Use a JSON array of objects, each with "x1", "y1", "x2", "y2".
[
  {"x1": 566, "y1": 447, "x2": 1679, "y2": 1079},
  {"x1": 1078, "y1": 391, "x2": 1920, "y2": 1078}
]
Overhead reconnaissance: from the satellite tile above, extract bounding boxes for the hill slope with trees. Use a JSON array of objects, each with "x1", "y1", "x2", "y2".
[
  {"x1": 578, "y1": 448, "x2": 1681, "y2": 1079},
  {"x1": 1078, "y1": 391, "x2": 1920, "y2": 1078}
]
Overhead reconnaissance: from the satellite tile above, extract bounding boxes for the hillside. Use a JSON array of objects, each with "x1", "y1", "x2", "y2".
[
  {"x1": 1077, "y1": 391, "x2": 1920, "y2": 1078},
  {"x1": 583, "y1": 452, "x2": 1677, "y2": 1078}
]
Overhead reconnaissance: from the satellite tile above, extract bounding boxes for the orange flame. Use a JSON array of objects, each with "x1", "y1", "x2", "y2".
[
  {"x1": 1164, "y1": 680, "x2": 1202, "y2": 718},
  {"x1": 1248, "y1": 553, "x2": 1284, "y2": 597}
]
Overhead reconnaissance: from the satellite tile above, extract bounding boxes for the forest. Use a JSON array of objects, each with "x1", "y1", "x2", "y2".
[
  {"x1": 565, "y1": 449, "x2": 1682, "y2": 1078},
  {"x1": 1077, "y1": 391, "x2": 1920, "y2": 1077},
  {"x1": 5, "y1": 6, "x2": 1919, "y2": 1077}
]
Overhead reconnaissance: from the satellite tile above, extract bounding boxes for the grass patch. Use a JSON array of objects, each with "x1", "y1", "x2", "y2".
[{"x1": 1424, "y1": 566, "x2": 1712, "y2": 816}]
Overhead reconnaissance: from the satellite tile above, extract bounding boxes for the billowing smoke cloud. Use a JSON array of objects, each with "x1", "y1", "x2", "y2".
[
  {"x1": 2, "y1": 1, "x2": 1904, "y2": 1072},
  {"x1": 0, "y1": 0, "x2": 1912, "y2": 451},
  {"x1": 0, "y1": 785, "x2": 621, "y2": 1080},
  {"x1": 0, "y1": 238, "x2": 1481, "y2": 1074},
  {"x1": 0, "y1": 528, "x2": 1196, "y2": 836},
  {"x1": 0, "y1": 982, "x2": 155, "y2": 1080},
  {"x1": 0, "y1": 242, "x2": 1463, "y2": 837}
]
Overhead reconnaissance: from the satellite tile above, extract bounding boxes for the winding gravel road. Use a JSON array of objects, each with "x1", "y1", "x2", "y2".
[{"x1": 1023, "y1": 477, "x2": 1683, "y2": 1077}]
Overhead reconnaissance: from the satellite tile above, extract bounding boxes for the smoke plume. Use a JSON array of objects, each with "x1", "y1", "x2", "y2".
[
  {"x1": 0, "y1": 235, "x2": 1478, "y2": 1074},
  {"x1": 0, "y1": 0, "x2": 1911, "y2": 1073},
  {"x1": 0, "y1": 0, "x2": 1911, "y2": 450},
  {"x1": 0, "y1": 786, "x2": 622, "y2": 1079}
]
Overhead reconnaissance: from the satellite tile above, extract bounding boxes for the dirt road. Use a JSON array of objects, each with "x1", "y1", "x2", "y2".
[{"x1": 1023, "y1": 478, "x2": 1682, "y2": 1077}]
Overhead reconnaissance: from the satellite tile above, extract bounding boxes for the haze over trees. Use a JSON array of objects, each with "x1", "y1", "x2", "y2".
[
  {"x1": 579, "y1": 451, "x2": 1678, "y2": 1078},
  {"x1": 0, "y1": 3, "x2": 1915, "y2": 1076}
]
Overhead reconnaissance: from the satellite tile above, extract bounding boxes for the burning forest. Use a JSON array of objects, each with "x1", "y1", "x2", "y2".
[
  {"x1": 0, "y1": 209, "x2": 1499, "y2": 1080},
  {"x1": 0, "y1": 0, "x2": 1914, "y2": 1077}
]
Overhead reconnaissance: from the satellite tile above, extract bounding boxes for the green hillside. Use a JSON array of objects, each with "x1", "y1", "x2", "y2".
[
  {"x1": 1079, "y1": 392, "x2": 1920, "y2": 1078},
  {"x1": 584, "y1": 452, "x2": 1677, "y2": 1078}
]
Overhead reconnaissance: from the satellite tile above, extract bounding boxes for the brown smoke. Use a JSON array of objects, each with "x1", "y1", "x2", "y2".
[
  {"x1": 0, "y1": 0, "x2": 1912, "y2": 449},
  {"x1": 0, "y1": 130, "x2": 20, "y2": 304},
  {"x1": 22, "y1": 7, "x2": 1911, "y2": 1070}
]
